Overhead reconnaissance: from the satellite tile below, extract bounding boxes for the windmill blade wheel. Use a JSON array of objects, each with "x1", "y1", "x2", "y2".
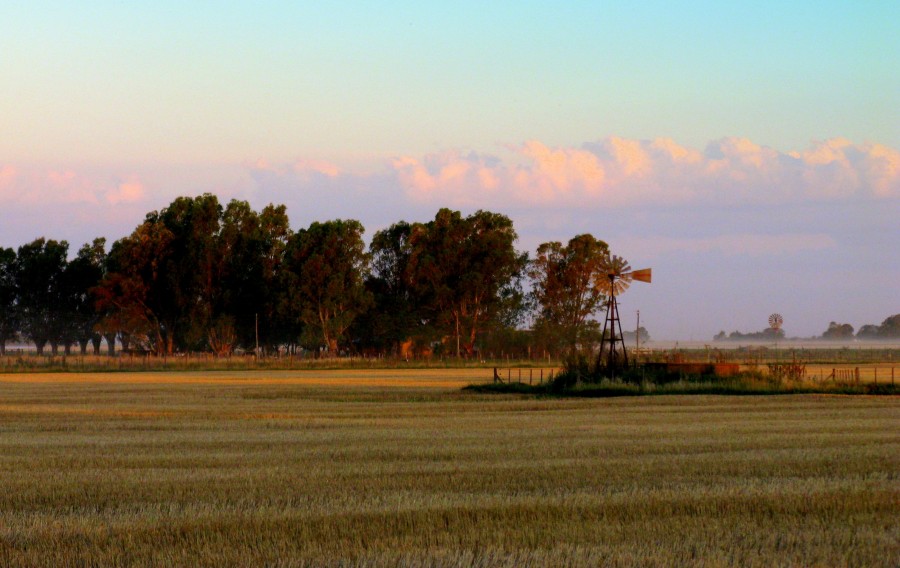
[{"x1": 598, "y1": 254, "x2": 633, "y2": 296}]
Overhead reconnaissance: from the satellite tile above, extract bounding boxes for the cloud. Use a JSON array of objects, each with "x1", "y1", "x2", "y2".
[
  {"x1": 0, "y1": 166, "x2": 151, "y2": 206},
  {"x1": 382, "y1": 137, "x2": 899, "y2": 208},
  {"x1": 0, "y1": 165, "x2": 15, "y2": 182},
  {"x1": 106, "y1": 180, "x2": 145, "y2": 204}
]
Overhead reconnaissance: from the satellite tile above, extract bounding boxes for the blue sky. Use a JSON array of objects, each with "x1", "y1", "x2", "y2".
[{"x1": 1, "y1": 2, "x2": 898, "y2": 339}]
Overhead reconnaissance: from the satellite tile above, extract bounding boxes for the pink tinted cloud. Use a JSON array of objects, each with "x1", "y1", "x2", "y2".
[
  {"x1": 388, "y1": 137, "x2": 899, "y2": 208},
  {"x1": 0, "y1": 166, "x2": 148, "y2": 206},
  {"x1": 0, "y1": 165, "x2": 16, "y2": 190},
  {"x1": 392, "y1": 151, "x2": 512, "y2": 205},
  {"x1": 106, "y1": 180, "x2": 145, "y2": 204}
]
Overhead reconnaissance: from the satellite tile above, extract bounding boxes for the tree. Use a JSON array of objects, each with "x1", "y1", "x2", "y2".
[
  {"x1": 216, "y1": 201, "x2": 294, "y2": 354},
  {"x1": 527, "y1": 234, "x2": 610, "y2": 354},
  {"x1": 14, "y1": 238, "x2": 69, "y2": 355},
  {"x1": 878, "y1": 314, "x2": 900, "y2": 338},
  {"x1": 0, "y1": 247, "x2": 18, "y2": 355},
  {"x1": 215, "y1": 200, "x2": 262, "y2": 354},
  {"x1": 856, "y1": 324, "x2": 880, "y2": 339},
  {"x1": 59, "y1": 238, "x2": 106, "y2": 355},
  {"x1": 96, "y1": 195, "x2": 295, "y2": 355},
  {"x1": 353, "y1": 221, "x2": 428, "y2": 355},
  {"x1": 822, "y1": 321, "x2": 854, "y2": 339},
  {"x1": 157, "y1": 194, "x2": 224, "y2": 350},
  {"x1": 255, "y1": 204, "x2": 294, "y2": 351},
  {"x1": 406, "y1": 209, "x2": 526, "y2": 357},
  {"x1": 284, "y1": 219, "x2": 372, "y2": 354},
  {"x1": 95, "y1": 219, "x2": 175, "y2": 355}
]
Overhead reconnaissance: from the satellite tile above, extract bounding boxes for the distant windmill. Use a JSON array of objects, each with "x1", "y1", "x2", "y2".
[
  {"x1": 596, "y1": 255, "x2": 652, "y2": 374},
  {"x1": 768, "y1": 313, "x2": 783, "y2": 331}
]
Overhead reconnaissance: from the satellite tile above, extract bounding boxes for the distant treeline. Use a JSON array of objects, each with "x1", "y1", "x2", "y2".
[
  {"x1": 713, "y1": 316, "x2": 900, "y2": 342},
  {"x1": 0, "y1": 194, "x2": 626, "y2": 358}
]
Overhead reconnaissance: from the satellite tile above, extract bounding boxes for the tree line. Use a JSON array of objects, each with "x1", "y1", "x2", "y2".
[
  {"x1": 713, "y1": 315, "x2": 900, "y2": 342},
  {"x1": 0, "y1": 194, "x2": 619, "y2": 358}
]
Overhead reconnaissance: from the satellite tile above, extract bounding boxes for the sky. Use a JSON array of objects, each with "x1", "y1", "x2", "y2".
[{"x1": 1, "y1": 1, "x2": 898, "y2": 340}]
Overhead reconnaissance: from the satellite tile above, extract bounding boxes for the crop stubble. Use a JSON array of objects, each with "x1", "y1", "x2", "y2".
[{"x1": 0, "y1": 370, "x2": 896, "y2": 566}]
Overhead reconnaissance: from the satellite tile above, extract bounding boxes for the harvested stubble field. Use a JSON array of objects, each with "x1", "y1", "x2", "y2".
[{"x1": 0, "y1": 370, "x2": 897, "y2": 567}]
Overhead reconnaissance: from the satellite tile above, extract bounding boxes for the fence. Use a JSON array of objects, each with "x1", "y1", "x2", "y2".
[
  {"x1": 492, "y1": 367, "x2": 562, "y2": 385},
  {"x1": 812, "y1": 366, "x2": 897, "y2": 385}
]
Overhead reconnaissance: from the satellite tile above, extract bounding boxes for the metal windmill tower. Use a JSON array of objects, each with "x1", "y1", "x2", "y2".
[{"x1": 596, "y1": 255, "x2": 652, "y2": 374}]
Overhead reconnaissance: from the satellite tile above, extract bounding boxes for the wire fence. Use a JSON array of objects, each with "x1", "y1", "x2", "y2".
[
  {"x1": 492, "y1": 367, "x2": 563, "y2": 385},
  {"x1": 803, "y1": 365, "x2": 897, "y2": 385}
]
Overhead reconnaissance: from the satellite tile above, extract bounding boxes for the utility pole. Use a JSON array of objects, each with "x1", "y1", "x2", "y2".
[{"x1": 635, "y1": 310, "x2": 640, "y2": 366}]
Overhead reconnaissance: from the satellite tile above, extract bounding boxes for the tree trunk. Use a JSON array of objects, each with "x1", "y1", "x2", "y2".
[
  {"x1": 454, "y1": 311, "x2": 460, "y2": 358},
  {"x1": 104, "y1": 332, "x2": 116, "y2": 356}
]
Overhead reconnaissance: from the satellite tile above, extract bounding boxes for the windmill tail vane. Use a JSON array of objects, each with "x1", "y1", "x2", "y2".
[{"x1": 630, "y1": 268, "x2": 652, "y2": 284}]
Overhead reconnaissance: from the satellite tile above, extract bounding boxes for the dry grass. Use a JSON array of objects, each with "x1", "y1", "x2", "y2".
[
  {"x1": 0, "y1": 368, "x2": 490, "y2": 387},
  {"x1": 801, "y1": 363, "x2": 899, "y2": 384},
  {"x1": 0, "y1": 370, "x2": 897, "y2": 566}
]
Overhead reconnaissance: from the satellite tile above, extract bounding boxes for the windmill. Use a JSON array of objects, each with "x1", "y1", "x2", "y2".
[
  {"x1": 595, "y1": 255, "x2": 652, "y2": 374},
  {"x1": 768, "y1": 313, "x2": 784, "y2": 340},
  {"x1": 768, "y1": 313, "x2": 783, "y2": 331}
]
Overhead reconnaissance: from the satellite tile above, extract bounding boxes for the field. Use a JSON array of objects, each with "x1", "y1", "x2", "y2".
[{"x1": 0, "y1": 369, "x2": 897, "y2": 566}]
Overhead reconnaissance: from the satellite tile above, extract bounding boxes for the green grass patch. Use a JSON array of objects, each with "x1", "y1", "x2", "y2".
[{"x1": 467, "y1": 374, "x2": 900, "y2": 397}]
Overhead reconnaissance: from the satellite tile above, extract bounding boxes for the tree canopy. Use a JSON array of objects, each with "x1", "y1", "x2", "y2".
[
  {"x1": 527, "y1": 234, "x2": 610, "y2": 353},
  {"x1": 0, "y1": 197, "x2": 669, "y2": 358},
  {"x1": 406, "y1": 209, "x2": 527, "y2": 357}
]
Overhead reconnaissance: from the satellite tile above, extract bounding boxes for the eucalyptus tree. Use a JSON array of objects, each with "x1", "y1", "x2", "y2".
[
  {"x1": 255, "y1": 204, "x2": 293, "y2": 351},
  {"x1": 353, "y1": 221, "x2": 427, "y2": 354},
  {"x1": 527, "y1": 234, "x2": 610, "y2": 353},
  {"x1": 61, "y1": 238, "x2": 107, "y2": 354},
  {"x1": 217, "y1": 201, "x2": 293, "y2": 354},
  {"x1": 284, "y1": 219, "x2": 372, "y2": 354},
  {"x1": 14, "y1": 238, "x2": 69, "y2": 355},
  {"x1": 95, "y1": 218, "x2": 176, "y2": 354},
  {"x1": 0, "y1": 247, "x2": 18, "y2": 355},
  {"x1": 157, "y1": 193, "x2": 225, "y2": 350},
  {"x1": 407, "y1": 209, "x2": 526, "y2": 357}
]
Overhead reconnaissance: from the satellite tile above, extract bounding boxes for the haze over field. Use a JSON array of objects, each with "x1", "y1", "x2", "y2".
[{"x1": 1, "y1": 2, "x2": 897, "y2": 340}]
